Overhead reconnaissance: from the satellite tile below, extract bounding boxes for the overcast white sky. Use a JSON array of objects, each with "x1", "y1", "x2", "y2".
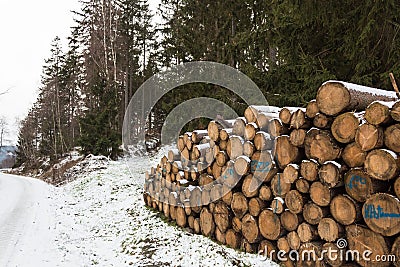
[{"x1": 0, "y1": 0, "x2": 160, "y2": 145}]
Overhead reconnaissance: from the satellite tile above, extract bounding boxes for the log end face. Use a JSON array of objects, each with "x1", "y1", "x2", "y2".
[
  {"x1": 362, "y1": 193, "x2": 400, "y2": 236},
  {"x1": 317, "y1": 82, "x2": 350, "y2": 116}
]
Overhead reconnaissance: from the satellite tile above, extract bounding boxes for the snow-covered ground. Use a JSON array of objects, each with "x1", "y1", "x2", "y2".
[{"x1": 1, "y1": 147, "x2": 278, "y2": 266}]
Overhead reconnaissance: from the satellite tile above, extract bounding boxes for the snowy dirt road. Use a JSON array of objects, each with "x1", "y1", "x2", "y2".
[{"x1": 0, "y1": 173, "x2": 61, "y2": 267}]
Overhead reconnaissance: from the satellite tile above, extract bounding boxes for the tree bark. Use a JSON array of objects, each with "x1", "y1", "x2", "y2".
[{"x1": 316, "y1": 80, "x2": 397, "y2": 116}]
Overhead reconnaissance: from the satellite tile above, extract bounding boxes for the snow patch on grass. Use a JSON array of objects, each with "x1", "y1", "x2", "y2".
[{"x1": 54, "y1": 147, "x2": 278, "y2": 266}]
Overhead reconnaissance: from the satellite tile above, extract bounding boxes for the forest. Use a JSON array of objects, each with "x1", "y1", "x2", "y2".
[{"x1": 15, "y1": 0, "x2": 400, "y2": 168}]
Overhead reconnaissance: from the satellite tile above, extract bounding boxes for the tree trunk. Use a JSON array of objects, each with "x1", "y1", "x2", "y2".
[
  {"x1": 234, "y1": 156, "x2": 251, "y2": 176},
  {"x1": 342, "y1": 142, "x2": 367, "y2": 167},
  {"x1": 226, "y1": 135, "x2": 244, "y2": 159},
  {"x1": 303, "y1": 202, "x2": 328, "y2": 225},
  {"x1": 384, "y1": 124, "x2": 400, "y2": 153},
  {"x1": 232, "y1": 117, "x2": 247, "y2": 137},
  {"x1": 306, "y1": 100, "x2": 319, "y2": 119},
  {"x1": 331, "y1": 112, "x2": 363, "y2": 143},
  {"x1": 178, "y1": 136, "x2": 185, "y2": 151},
  {"x1": 285, "y1": 190, "x2": 304, "y2": 214},
  {"x1": 316, "y1": 80, "x2": 397, "y2": 116},
  {"x1": 279, "y1": 107, "x2": 305, "y2": 125},
  {"x1": 296, "y1": 178, "x2": 310, "y2": 194},
  {"x1": 241, "y1": 214, "x2": 261, "y2": 243},
  {"x1": 305, "y1": 129, "x2": 341, "y2": 164},
  {"x1": 362, "y1": 193, "x2": 400, "y2": 236},
  {"x1": 319, "y1": 161, "x2": 346, "y2": 188},
  {"x1": 192, "y1": 143, "x2": 210, "y2": 160},
  {"x1": 275, "y1": 135, "x2": 301, "y2": 169},
  {"x1": 242, "y1": 174, "x2": 259, "y2": 198},
  {"x1": 168, "y1": 149, "x2": 181, "y2": 162},
  {"x1": 282, "y1": 164, "x2": 300, "y2": 184},
  {"x1": 287, "y1": 231, "x2": 301, "y2": 251},
  {"x1": 300, "y1": 159, "x2": 319, "y2": 182},
  {"x1": 232, "y1": 216, "x2": 242, "y2": 233},
  {"x1": 346, "y1": 224, "x2": 390, "y2": 267},
  {"x1": 270, "y1": 197, "x2": 285, "y2": 214},
  {"x1": 365, "y1": 101, "x2": 396, "y2": 125},
  {"x1": 243, "y1": 141, "x2": 255, "y2": 157},
  {"x1": 313, "y1": 113, "x2": 333, "y2": 129},
  {"x1": 271, "y1": 173, "x2": 292, "y2": 197},
  {"x1": 216, "y1": 151, "x2": 228, "y2": 167},
  {"x1": 290, "y1": 109, "x2": 310, "y2": 130},
  {"x1": 230, "y1": 192, "x2": 248, "y2": 219},
  {"x1": 251, "y1": 150, "x2": 277, "y2": 182},
  {"x1": 355, "y1": 123, "x2": 384, "y2": 151},
  {"x1": 259, "y1": 209, "x2": 282, "y2": 240},
  {"x1": 248, "y1": 197, "x2": 266, "y2": 217},
  {"x1": 391, "y1": 236, "x2": 400, "y2": 267},
  {"x1": 330, "y1": 194, "x2": 361, "y2": 225},
  {"x1": 200, "y1": 207, "x2": 215, "y2": 237},
  {"x1": 322, "y1": 242, "x2": 344, "y2": 266},
  {"x1": 395, "y1": 177, "x2": 400, "y2": 199},
  {"x1": 256, "y1": 112, "x2": 280, "y2": 130},
  {"x1": 176, "y1": 205, "x2": 187, "y2": 227},
  {"x1": 281, "y1": 211, "x2": 301, "y2": 232},
  {"x1": 215, "y1": 227, "x2": 226, "y2": 245},
  {"x1": 344, "y1": 168, "x2": 386, "y2": 202},
  {"x1": 297, "y1": 222, "x2": 318, "y2": 243},
  {"x1": 191, "y1": 130, "x2": 208, "y2": 144},
  {"x1": 225, "y1": 229, "x2": 242, "y2": 249},
  {"x1": 244, "y1": 105, "x2": 281, "y2": 123},
  {"x1": 213, "y1": 201, "x2": 231, "y2": 233},
  {"x1": 365, "y1": 149, "x2": 400, "y2": 180},
  {"x1": 310, "y1": 181, "x2": 332, "y2": 207},
  {"x1": 259, "y1": 185, "x2": 273, "y2": 201},
  {"x1": 391, "y1": 100, "x2": 400, "y2": 122},
  {"x1": 253, "y1": 131, "x2": 273, "y2": 151},
  {"x1": 290, "y1": 129, "x2": 307, "y2": 147},
  {"x1": 277, "y1": 237, "x2": 290, "y2": 253},
  {"x1": 269, "y1": 118, "x2": 289, "y2": 137},
  {"x1": 220, "y1": 128, "x2": 233, "y2": 141}
]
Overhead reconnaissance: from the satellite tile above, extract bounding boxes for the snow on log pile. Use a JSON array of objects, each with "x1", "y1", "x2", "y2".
[{"x1": 144, "y1": 80, "x2": 400, "y2": 267}]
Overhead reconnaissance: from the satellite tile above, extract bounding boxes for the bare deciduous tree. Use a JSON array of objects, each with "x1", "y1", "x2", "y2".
[{"x1": 0, "y1": 116, "x2": 8, "y2": 148}]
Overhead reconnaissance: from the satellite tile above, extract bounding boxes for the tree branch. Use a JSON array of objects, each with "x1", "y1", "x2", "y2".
[{"x1": 389, "y1": 73, "x2": 400, "y2": 99}]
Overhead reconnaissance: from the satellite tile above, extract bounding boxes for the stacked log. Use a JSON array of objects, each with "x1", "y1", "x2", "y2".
[{"x1": 143, "y1": 80, "x2": 400, "y2": 266}]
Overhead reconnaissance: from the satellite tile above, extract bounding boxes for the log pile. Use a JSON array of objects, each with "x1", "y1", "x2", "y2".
[{"x1": 143, "y1": 80, "x2": 400, "y2": 267}]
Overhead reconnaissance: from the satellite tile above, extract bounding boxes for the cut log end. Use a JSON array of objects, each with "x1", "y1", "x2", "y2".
[
  {"x1": 365, "y1": 149, "x2": 399, "y2": 180},
  {"x1": 362, "y1": 193, "x2": 400, "y2": 236}
]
